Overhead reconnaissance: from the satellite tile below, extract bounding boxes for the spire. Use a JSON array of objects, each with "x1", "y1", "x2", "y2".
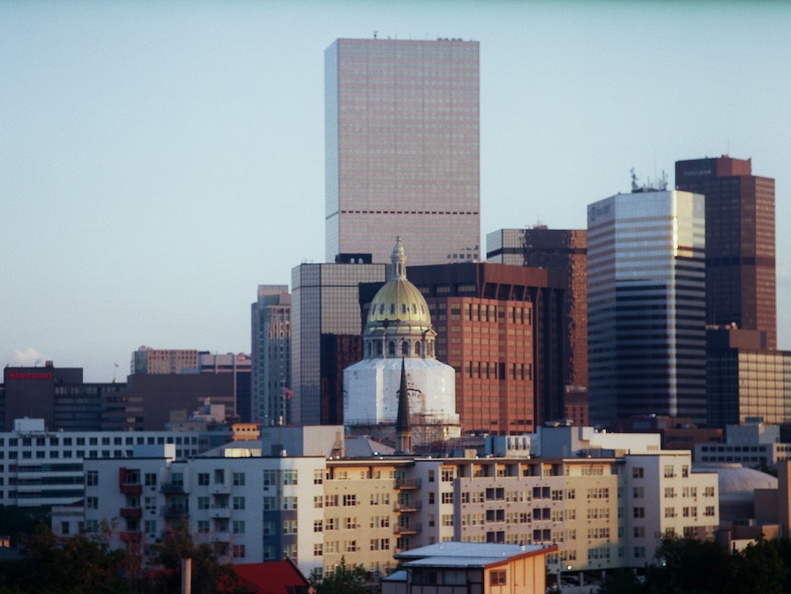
[
  {"x1": 395, "y1": 357, "x2": 412, "y2": 455},
  {"x1": 390, "y1": 236, "x2": 407, "y2": 281}
]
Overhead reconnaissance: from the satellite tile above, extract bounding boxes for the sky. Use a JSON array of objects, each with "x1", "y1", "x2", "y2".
[{"x1": 2, "y1": 1, "x2": 790, "y2": 382}]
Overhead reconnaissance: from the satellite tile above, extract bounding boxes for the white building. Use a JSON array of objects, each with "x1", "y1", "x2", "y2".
[
  {"x1": 0, "y1": 419, "x2": 203, "y2": 508},
  {"x1": 344, "y1": 239, "x2": 460, "y2": 446}
]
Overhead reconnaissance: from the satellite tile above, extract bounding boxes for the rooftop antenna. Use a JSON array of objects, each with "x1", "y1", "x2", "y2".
[
  {"x1": 373, "y1": 31, "x2": 377, "y2": 39},
  {"x1": 630, "y1": 168, "x2": 639, "y2": 192}
]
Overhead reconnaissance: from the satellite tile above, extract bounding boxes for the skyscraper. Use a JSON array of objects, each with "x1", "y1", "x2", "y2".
[
  {"x1": 487, "y1": 227, "x2": 588, "y2": 393},
  {"x1": 290, "y1": 261, "x2": 386, "y2": 425},
  {"x1": 587, "y1": 190, "x2": 707, "y2": 426},
  {"x1": 675, "y1": 155, "x2": 776, "y2": 348},
  {"x1": 251, "y1": 285, "x2": 291, "y2": 426},
  {"x1": 325, "y1": 38, "x2": 480, "y2": 265}
]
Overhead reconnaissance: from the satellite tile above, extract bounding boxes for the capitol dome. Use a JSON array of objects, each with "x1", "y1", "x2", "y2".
[{"x1": 363, "y1": 238, "x2": 436, "y2": 359}]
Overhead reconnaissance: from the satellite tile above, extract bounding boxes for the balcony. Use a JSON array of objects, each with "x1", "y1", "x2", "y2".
[
  {"x1": 394, "y1": 501, "x2": 422, "y2": 513},
  {"x1": 120, "y1": 531, "x2": 142, "y2": 544},
  {"x1": 120, "y1": 507, "x2": 142, "y2": 520},
  {"x1": 212, "y1": 531, "x2": 231, "y2": 543},
  {"x1": 161, "y1": 482, "x2": 185, "y2": 494},
  {"x1": 394, "y1": 523, "x2": 421, "y2": 536},
  {"x1": 394, "y1": 478, "x2": 421, "y2": 490},
  {"x1": 209, "y1": 507, "x2": 231, "y2": 519},
  {"x1": 120, "y1": 483, "x2": 143, "y2": 496},
  {"x1": 210, "y1": 483, "x2": 230, "y2": 495},
  {"x1": 164, "y1": 506, "x2": 189, "y2": 519}
]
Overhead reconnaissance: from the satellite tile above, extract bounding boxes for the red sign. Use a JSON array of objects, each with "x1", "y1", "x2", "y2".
[{"x1": 8, "y1": 371, "x2": 53, "y2": 381}]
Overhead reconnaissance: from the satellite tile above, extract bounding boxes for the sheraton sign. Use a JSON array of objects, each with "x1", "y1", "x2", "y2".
[{"x1": 7, "y1": 371, "x2": 53, "y2": 381}]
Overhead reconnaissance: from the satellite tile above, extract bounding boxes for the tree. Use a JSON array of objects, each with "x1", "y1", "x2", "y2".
[
  {"x1": 598, "y1": 569, "x2": 647, "y2": 594},
  {"x1": 146, "y1": 523, "x2": 252, "y2": 594},
  {"x1": 732, "y1": 538, "x2": 788, "y2": 594},
  {"x1": 0, "y1": 522, "x2": 133, "y2": 594},
  {"x1": 311, "y1": 556, "x2": 367, "y2": 594}
]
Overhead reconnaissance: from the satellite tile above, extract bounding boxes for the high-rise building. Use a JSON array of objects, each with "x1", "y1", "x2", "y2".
[
  {"x1": 706, "y1": 327, "x2": 791, "y2": 428},
  {"x1": 587, "y1": 190, "x2": 707, "y2": 426},
  {"x1": 325, "y1": 38, "x2": 480, "y2": 265},
  {"x1": 290, "y1": 262, "x2": 386, "y2": 425},
  {"x1": 405, "y1": 261, "x2": 568, "y2": 434},
  {"x1": 487, "y1": 227, "x2": 588, "y2": 392},
  {"x1": 675, "y1": 155, "x2": 776, "y2": 348},
  {"x1": 251, "y1": 286, "x2": 291, "y2": 426}
]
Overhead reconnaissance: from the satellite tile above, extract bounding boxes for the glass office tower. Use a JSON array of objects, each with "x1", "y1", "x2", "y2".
[
  {"x1": 587, "y1": 191, "x2": 707, "y2": 426},
  {"x1": 325, "y1": 38, "x2": 480, "y2": 265}
]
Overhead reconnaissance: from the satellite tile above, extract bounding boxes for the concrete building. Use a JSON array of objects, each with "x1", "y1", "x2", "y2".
[
  {"x1": 131, "y1": 347, "x2": 199, "y2": 375},
  {"x1": 290, "y1": 261, "x2": 386, "y2": 425},
  {"x1": 695, "y1": 421, "x2": 791, "y2": 467},
  {"x1": 487, "y1": 227, "x2": 588, "y2": 396},
  {"x1": 344, "y1": 240, "x2": 460, "y2": 447},
  {"x1": 251, "y1": 285, "x2": 291, "y2": 426},
  {"x1": 676, "y1": 155, "x2": 776, "y2": 349},
  {"x1": 1, "y1": 363, "x2": 125, "y2": 432},
  {"x1": 74, "y1": 439, "x2": 718, "y2": 582},
  {"x1": 587, "y1": 190, "x2": 707, "y2": 427},
  {"x1": 325, "y1": 38, "x2": 480, "y2": 266},
  {"x1": 0, "y1": 418, "x2": 203, "y2": 508}
]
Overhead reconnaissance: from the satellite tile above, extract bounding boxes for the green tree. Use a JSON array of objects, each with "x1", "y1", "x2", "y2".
[
  {"x1": 147, "y1": 523, "x2": 252, "y2": 594},
  {"x1": 312, "y1": 556, "x2": 367, "y2": 594},
  {"x1": 598, "y1": 568, "x2": 647, "y2": 594},
  {"x1": 732, "y1": 538, "x2": 788, "y2": 594},
  {"x1": 0, "y1": 522, "x2": 133, "y2": 594},
  {"x1": 643, "y1": 537, "x2": 733, "y2": 594}
]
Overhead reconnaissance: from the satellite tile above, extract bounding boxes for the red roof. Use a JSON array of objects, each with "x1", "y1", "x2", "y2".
[{"x1": 230, "y1": 559, "x2": 310, "y2": 594}]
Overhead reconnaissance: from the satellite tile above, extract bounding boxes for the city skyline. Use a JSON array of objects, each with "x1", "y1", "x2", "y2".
[{"x1": 2, "y1": 1, "x2": 789, "y2": 381}]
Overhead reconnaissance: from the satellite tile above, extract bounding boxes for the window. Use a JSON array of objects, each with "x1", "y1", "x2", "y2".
[
  {"x1": 664, "y1": 465, "x2": 675, "y2": 478},
  {"x1": 263, "y1": 470, "x2": 277, "y2": 486},
  {"x1": 283, "y1": 470, "x2": 297, "y2": 485},
  {"x1": 313, "y1": 468, "x2": 324, "y2": 484},
  {"x1": 214, "y1": 469, "x2": 224, "y2": 484},
  {"x1": 313, "y1": 543, "x2": 323, "y2": 557},
  {"x1": 86, "y1": 471, "x2": 98, "y2": 486},
  {"x1": 632, "y1": 467, "x2": 644, "y2": 479},
  {"x1": 633, "y1": 486, "x2": 644, "y2": 498},
  {"x1": 633, "y1": 507, "x2": 645, "y2": 518},
  {"x1": 198, "y1": 497, "x2": 209, "y2": 510},
  {"x1": 233, "y1": 472, "x2": 245, "y2": 486},
  {"x1": 313, "y1": 495, "x2": 323, "y2": 508},
  {"x1": 283, "y1": 496, "x2": 297, "y2": 510},
  {"x1": 490, "y1": 570, "x2": 507, "y2": 586},
  {"x1": 441, "y1": 492, "x2": 453, "y2": 504},
  {"x1": 232, "y1": 544, "x2": 246, "y2": 559},
  {"x1": 198, "y1": 473, "x2": 209, "y2": 486},
  {"x1": 145, "y1": 473, "x2": 157, "y2": 487},
  {"x1": 233, "y1": 496, "x2": 245, "y2": 510},
  {"x1": 343, "y1": 494, "x2": 357, "y2": 506},
  {"x1": 197, "y1": 520, "x2": 210, "y2": 533},
  {"x1": 86, "y1": 497, "x2": 98, "y2": 509},
  {"x1": 441, "y1": 468, "x2": 454, "y2": 482},
  {"x1": 314, "y1": 520, "x2": 323, "y2": 532}
]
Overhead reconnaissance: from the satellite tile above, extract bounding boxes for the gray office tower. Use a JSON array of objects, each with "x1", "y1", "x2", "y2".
[
  {"x1": 290, "y1": 262, "x2": 386, "y2": 425},
  {"x1": 325, "y1": 38, "x2": 480, "y2": 265},
  {"x1": 251, "y1": 286, "x2": 291, "y2": 426},
  {"x1": 587, "y1": 190, "x2": 707, "y2": 427}
]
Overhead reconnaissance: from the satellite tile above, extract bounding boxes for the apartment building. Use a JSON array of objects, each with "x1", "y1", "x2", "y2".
[
  {"x1": 76, "y1": 445, "x2": 718, "y2": 581},
  {"x1": 0, "y1": 418, "x2": 203, "y2": 508}
]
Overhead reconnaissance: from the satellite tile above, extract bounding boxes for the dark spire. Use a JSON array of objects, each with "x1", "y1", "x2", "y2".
[{"x1": 395, "y1": 358, "x2": 412, "y2": 454}]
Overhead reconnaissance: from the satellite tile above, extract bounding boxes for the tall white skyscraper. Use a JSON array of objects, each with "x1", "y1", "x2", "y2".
[
  {"x1": 325, "y1": 38, "x2": 480, "y2": 265},
  {"x1": 587, "y1": 190, "x2": 707, "y2": 426}
]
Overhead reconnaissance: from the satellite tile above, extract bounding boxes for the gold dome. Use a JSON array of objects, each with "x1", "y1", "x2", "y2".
[{"x1": 367, "y1": 238, "x2": 431, "y2": 329}]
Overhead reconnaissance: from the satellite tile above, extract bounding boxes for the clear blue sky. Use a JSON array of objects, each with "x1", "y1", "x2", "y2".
[{"x1": 2, "y1": 1, "x2": 790, "y2": 382}]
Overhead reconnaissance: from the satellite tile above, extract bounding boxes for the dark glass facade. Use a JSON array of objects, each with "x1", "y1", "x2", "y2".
[
  {"x1": 587, "y1": 191, "x2": 707, "y2": 427},
  {"x1": 675, "y1": 155, "x2": 776, "y2": 349}
]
